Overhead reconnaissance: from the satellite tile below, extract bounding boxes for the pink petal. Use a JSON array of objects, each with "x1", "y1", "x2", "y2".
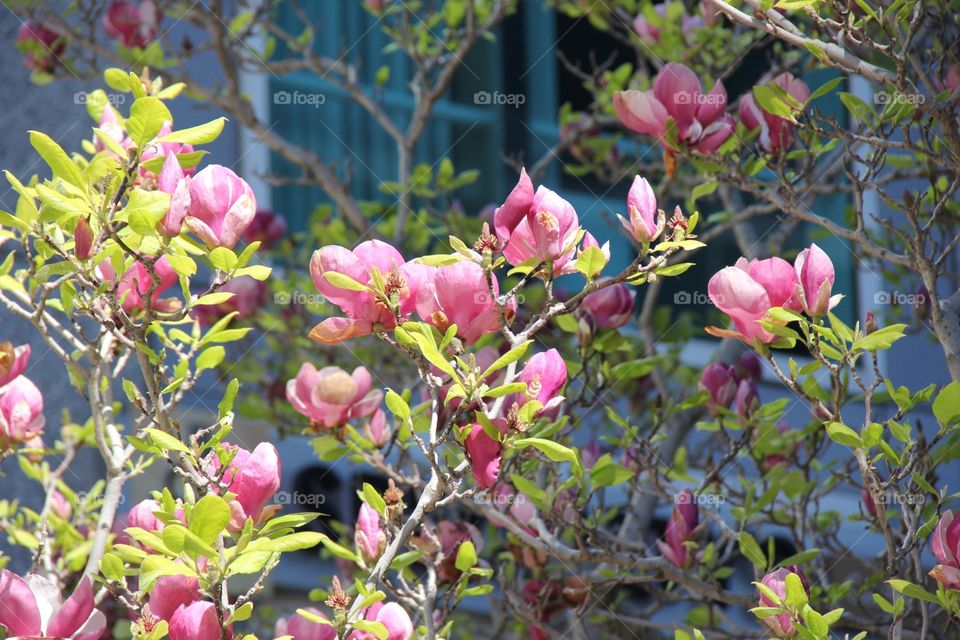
[
  {"x1": 47, "y1": 577, "x2": 96, "y2": 638},
  {"x1": 0, "y1": 570, "x2": 41, "y2": 636}
]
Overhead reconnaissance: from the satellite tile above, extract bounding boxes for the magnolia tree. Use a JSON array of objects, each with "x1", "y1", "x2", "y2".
[{"x1": 3, "y1": 1, "x2": 960, "y2": 640}]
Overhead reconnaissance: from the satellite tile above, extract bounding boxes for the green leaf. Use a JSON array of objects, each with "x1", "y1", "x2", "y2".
[
  {"x1": 362, "y1": 483, "x2": 387, "y2": 517},
  {"x1": 385, "y1": 389, "x2": 411, "y2": 421},
  {"x1": 190, "y1": 494, "x2": 231, "y2": 545},
  {"x1": 481, "y1": 340, "x2": 532, "y2": 379},
  {"x1": 127, "y1": 97, "x2": 173, "y2": 148},
  {"x1": 143, "y1": 427, "x2": 190, "y2": 453},
  {"x1": 324, "y1": 271, "x2": 369, "y2": 292},
  {"x1": 139, "y1": 555, "x2": 195, "y2": 591},
  {"x1": 855, "y1": 324, "x2": 907, "y2": 351},
  {"x1": 514, "y1": 438, "x2": 581, "y2": 472},
  {"x1": 888, "y1": 579, "x2": 939, "y2": 604},
  {"x1": 248, "y1": 532, "x2": 324, "y2": 553},
  {"x1": 197, "y1": 346, "x2": 226, "y2": 371},
  {"x1": 455, "y1": 540, "x2": 478, "y2": 572},
  {"x1": 29, "y1": 131, "x2": 85, "y2": 188},
  {"x1": 156, "y1": 117, "x2": 227, "y2": 145},
  {"x1": 739, "y1": 531, "x2": 767, "y2": 570},
  {"x1": 933, "y1": 381, "x2": 960, "y2": 428},
  {"x1": 825, "y1": 422, "x2": 862, "y2": 448},
  {"x1": 352, "y1": 621, "x2": 388, "y2": 640},
  {"x1": 575, "y1": 246, "x2": 608, "y2": 279},
  {"x1": 208, "y1": 247, "x2": 238, "y2": 272}
]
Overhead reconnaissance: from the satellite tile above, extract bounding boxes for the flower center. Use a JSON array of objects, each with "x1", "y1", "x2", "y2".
[{"x1": 314, "y1": 370, "x2": 358, "y2": 405}]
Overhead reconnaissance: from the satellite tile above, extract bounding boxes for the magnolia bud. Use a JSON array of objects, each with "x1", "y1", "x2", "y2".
[{"x1": 75, "y1": 217, "x2": 94, "y2": 260}]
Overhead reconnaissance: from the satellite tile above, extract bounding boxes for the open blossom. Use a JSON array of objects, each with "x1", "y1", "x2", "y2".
[
  {"x1": 515, "y1": 348, "x2": 568, "y2": 415},
  {"x1": 355, "y1": 503, "x2": 386, "y2": 565},
  {"x1": 102, "y1": 1, "x2": 162, "y2": 48},
  {"x1": 205, "y1": 443, "x2": 281, "y2": 526},
  {"x1": 795, "y1": 243, "x2": 840, "y2": 316},
  {"x1": 578, "y1": 282, "x2": 636, "y2": 330},
  {"x1": 758, "y1": 566, "x2": 809, "y2": 638},
  {"x1": 707, "y1": 256, "x2": 800, "y2": 344},
  {"x1": 309, "y1": 240, "x2": 426, "y2": 344},
  {"x1": 95, "y1": 256, "x2": 179, "y2": 314},
  {"x1": 0, "y1": 571, "x2": 106, "y2": 639},
  {"x1": 0, "y1": 341, "x2": 31, "y2": 388},
  {"x1": 619, "y1": 175, "x2": 665, "y2": 243},
  {"x1": 193, "y1": 276, "x2": 267, "y2": 326},
  {"x1": 493, "y1": 169, "x2": 583, "y2": 274},
  {"x1": 739, "y1": 73, "x2": 810, "y2": 154},
  {"x1": 286, "y1": 363, "x2": 382, "y2": 430},
  {"x1": 466, "y1": 421, "x2": 504, "y2": 489},
  {"x1": 242, "y1": 208, "x2": 288, "y2": 248},
  {"x1": 275, "y1": 608, "x2": 336, "y2": 640},
  {"x1": 186, "y1": 165, "x2": 257, "y2": 248},
  {"x1": 416, "y1": 260, "x2": 512, "y2": 344},
  {"x1": 656, "y1": 489, "x2": 700, "y2": 568},
  {"x1": 16, "y1": 20, "x2": 65, "y2": 73},
  {"x1": 614, "y1": 62, "x2": 735, "y2": 155},
  {"x1": 0, "y1": 375, "x2": 45, "y2": 448},
  {"x1": 349, "y1": 602, "x2": 414, "y2": 640},
  {"x1": 931, "y1": 510, "x2": 960, "y2": 589}
]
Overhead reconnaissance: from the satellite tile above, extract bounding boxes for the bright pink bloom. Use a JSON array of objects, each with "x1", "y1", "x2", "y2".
[
  {"x1": 51, "y1": 490, "x2": 72, "y2": 520},
  {"x1": 355, "y1": 503, "x2": 386, "y2": 565},
  {"x1": 206, "y1": 443, "x2": 281, "y2": 524},
  {"x1": 0, "y1": 571, "x2": 106, "y2": 639},
  {"x1": 16, "y1": 21, "x2": 65, "y2": 73},
  {"x1": 242, "y1": 209, "x2": 288, "y2": 249},
  {"x1": 126, "y1": 498, "x2": 163, "y2": 532},
  {"x1": 494, "y1": 170, "x2": 583, "y2": 274},
  {"x1": 656, "y1": 489, "x2": 700, "y2": 568},
  {"x1": 931, "y1": 510, "x2": 960, "y2": 589},
  {"x1": 619, "y1": 176, "x2": 664, "y2": 243},
  {"x1": 579, "y1": 283, "x2": 635, "y2": 330},
  {"x1": 309, "y1": 240, "x2": 426, "y2": 344},
  {"x1": 349, "y1": 602, "x2": 414, "y2": 640},
  {"x1": 758, "y1": 566, "x2": 809, "y2": 638},
  {"x1": 275, "y1": 608, "x2": 336, "y2": 640},
  {"x1": 194, "y1": 276, "x2": 267, "y2": 326},
  {"x1": 739, "y1": 73, "x2": 810, "y2": 153},
  {"x1": 614, "y1": 62, "x2": 735, "y2": 154},
  {"x1": 150, "y1": 575, "x2": 201, "y2": 622},
  {"x1": 286, "y1": 363, "x2": 382, "y2": 429},
  {"x1": 140, "y1": 123, "x2": 195, "y2": 177},
  {"x1": 707, "y1": 256, "x2": 800, "y2": 344},
  {"x1": 416, "y1": 260, "x2": 511, "y2": 344},
  {"x1": 102, "y1": 1, "x2": 162, "y2": 48},
  {"x1": 186, "y1": 165, "x2": 257, "y2": 248},
  {"x1": 516, "y1": 349, "x2": 568, "y2": 415},
  {"x1": 795, "y1": 243, "x2": 839, "y2": 317},
  {"x1": 158, "y1": 152, "x2": 191, "y2": 236},
  {"x1": 0, "y1": 342, "x2": 31, "y2": 388},
  {"x1": 95, "y1": 256, "x2": 179, "y2": 314},
  {"x1": 364, "y1": 409, "x2": 391, "y2": 447},
  {"x1": 168, "y1": 601, "x2": 219, "y2": 640},
  {"x1": 0, "y1": 375, "x2": 45, "y2": 448},
  {"x1": 699, "y1": 363, "x2": 737, "y2": 413},
  {"x1": 465, "y1": 423, "x2": 503, "y2": 489}
]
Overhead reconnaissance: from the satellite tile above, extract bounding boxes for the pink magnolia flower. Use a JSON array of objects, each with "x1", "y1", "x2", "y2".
[
  {"x1": 168, "y1": 601, "x2": 220, "y2": 640},
  {"x1": 51, "y1": 490, "x2": 72, "y2": 520},
  {"x1": 434, "y1": 520, "x2": 485, "y2": 582},
  {"x1": 861, "y1": 488, "x2": 878, "y2": 519},
  {"x1": 95, "y1": 256, "x2": 179, "y2": 314},
  {"x1": 416, "y1": 260, "x2": 511, "y2": 344},
  {"x1": 633, "y1": 3, "x2": 704, "y2": 45},
  {"x1": 309, "y1": 240, "x2": 426, "y2": 344},
  {"x1": 739, "y1": 73, "x2": 810, "y2": 154},
  {"x1": 93, "y1": 106, "x2": 127, "y2": 155},
  {"x1": 275, "y1": 608, "x2": 336, "y2": 640},
  {"x1": 140, "y1": 123, "x2": 196, "y2": 178},
  {"x1": 126, "y1": 498, "x2": 164, "y2": 532},
  {"x1": 795, "y1": 243, "x2": 840, "y2": 317},
  {"x1": 736, "y1": 352, "x2": 762, "y2": 380},
  {"x1": 102, "y1": 1, "x2": 162, "y2": 48},
  {"x1": 736, "y1": 378, "x2": 759, "y2": 420},
  {"x1": 0, "y1": 375, "x2": 45, "y2": 448},
  {"x1": 286, "y1": 363, "x2": 382, "y2": 430},
  {"x1": 707, "y1": 256, "x2": 800, "y2": 344},
  {"x1": 150, "y1": 575, "x2": 202, "y2": 622},
  {"x1": 656, "y1": 489, "x2": 700, "y2": 568},
  {"x1": 465, "y1": 422, "x2": 504, "y2": 489},
  {"x1": 619, "y1": 175, "x2": 665, "y2": 244},
  {"x1": 493, "y1": 169, "x2": 583, "y2": 274},
  {"x1": 205, "y1": 443, "x2": 281, "y2": 525},
  {"x1": 186, "y1": 165, "x2": 257, "y2": 248},
  {"x1": 699, "y1": 363, "x2": 737, "y2": 413},
  {"x1": 194, "y1": 276, "x2": 267, "y2": 326},
  {"x1": 614, "y1": 62, "x2": 735, "y2": 155},
  {"x1": 158, "y1": 152, "x2": 191, "y2": 236},
  {"x1": 0, "y1": 571, "x2": 106, "y2": 639},
  {"x1": 243, "y1": 209, "x2": 288, "y2": 249},
  {"x1": 74, "y1": 217, "x2": 94, "y2": 261},
  {"x1": 758, "y1": 566, "x2": 809, "y2": 638},
  {"x1": 364, "y1": 409, "x2": 391, "y2": 447},
  {"x1": 578, "y1": 282, "x2": 635, "y2": 330},
  {"x1": 0, "y1": 342, "x2": 31, "y2": 388},
  {"x1": 355, "y1": 503, "x2": 386, "y2": 565},
  {"x1": 515, "y1": 348, "x2": 568, "y2": 415},
  {"x1": 349, "y1": 602, "x2": 414, "y2": 640},
  {"x1": 16, "y1": 20, "x2": 65, "y2": 73},
  {"x1": 931, "y1": 510, "x2": 960, "y2": 589}
]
